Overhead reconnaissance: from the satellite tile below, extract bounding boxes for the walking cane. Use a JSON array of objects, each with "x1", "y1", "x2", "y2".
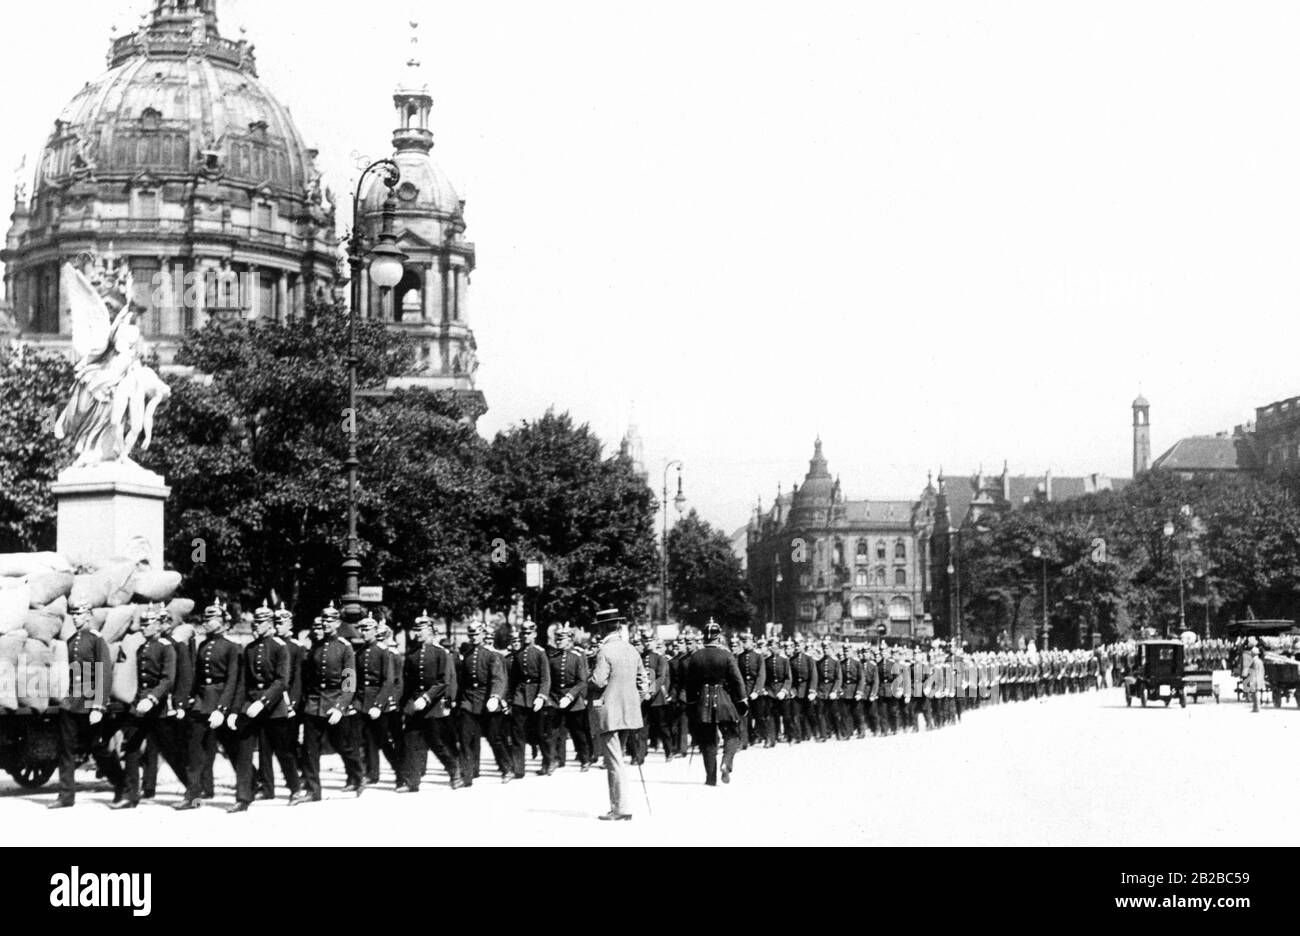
[{"x1": 635, "y1": 760, "x2": 653, "y2": 816}]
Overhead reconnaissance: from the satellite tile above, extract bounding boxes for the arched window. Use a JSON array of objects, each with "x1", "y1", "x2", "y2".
[
  {"x1": 852, "y1": 597, "x2": 873, "y2": 619},
  {"x1": 876, "y1": 540, "x2": 886, "y2": 561},
  {"x1": 895, "y1": 568, "x2": 907, "y2": 586},
  {"x1": 854, "y1": 569, "x2": 869, "y2": 588},
  {"x1": 856, "y1": 539, "x2": 869, "y2": 561},
  {"x1": 888, "y1": 596, "x2": 912, "y2": 620},
  {"x1": 874, "y1": 567, "x2": 886, "y2": 587},
  {"x1": 894, "y1": 540, "x2": 906, "y2": 560}
]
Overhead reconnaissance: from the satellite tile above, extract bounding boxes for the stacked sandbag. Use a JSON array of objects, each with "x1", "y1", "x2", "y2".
[
  {"x1": 110, "y1": 632, "x2": 146, "y2": 705},
  {"x1": 0, "y1": 553, "x2": 73, "y2": 578},
  {"x1": 26, "y1": 571, "x2": 73, "y2": 608},
  {"x1": 132, "y1": 571, "x2": 182, "y2": 603},
  {"x1": 0, "y1": 585, "x2": 29, "y2": 636},
  {"x1": 17, "y1": 639, "x2": 54, "y2": 713},
  {"x1": 0, "y1": 633, "x2": 23, "y2": 711}
]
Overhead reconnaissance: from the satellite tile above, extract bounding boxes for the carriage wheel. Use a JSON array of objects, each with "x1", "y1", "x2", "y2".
[{"x1": 9, "y1": 761, "x2": 56, "y2": 789}]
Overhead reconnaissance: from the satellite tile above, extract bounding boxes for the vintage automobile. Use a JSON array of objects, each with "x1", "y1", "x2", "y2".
[{"x1": 1123, "y1": 640, "x2": 1192, "y2": 708}]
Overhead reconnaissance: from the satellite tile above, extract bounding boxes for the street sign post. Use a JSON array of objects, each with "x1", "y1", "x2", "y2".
[{"x1": 525, "y1": 562, "x2": 544, "y2": 589}]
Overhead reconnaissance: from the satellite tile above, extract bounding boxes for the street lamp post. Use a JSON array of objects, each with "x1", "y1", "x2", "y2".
[
  {"x1": 342, "y1": 159, "x2": 407, "y2": 627},
  {"x1": 661, "y1": 461, "x2": 685, "y2": 630},
  {"x1": 1163, "y1": 519, "x2": 1187, "y2": 637},
  {"x1": 1031, "y1": 546, "x2": 1049, "y2": 650},
  {"x1": 947, "y1": 530, "x2": 962, "y2": 649}
]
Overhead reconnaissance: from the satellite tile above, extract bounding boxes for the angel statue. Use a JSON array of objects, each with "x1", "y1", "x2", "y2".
[{"x1": 53, "y1": 259, "x2": 170, "y2": 469}]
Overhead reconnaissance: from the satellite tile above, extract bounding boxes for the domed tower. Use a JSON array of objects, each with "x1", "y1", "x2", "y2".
[
  {"x1": 1, "y1": 0, "x2": 339, "y2": 362},
  {"x1": 788, "y1": 437, "x2": 835, "y2": 527},
  {"x1": 1133, "y1": 393, "x2": 1151, "y2": 476},
  {"x1": 360, "y1": 23, "x2": 483, "y2": 415}
]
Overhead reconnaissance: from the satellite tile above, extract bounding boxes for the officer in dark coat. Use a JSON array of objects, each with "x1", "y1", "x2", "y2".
[
  {"x1": 175, "y1": 599, "x2": 241, "y2": 810},
  {"x1": 506, "y1": 620, "x2": 551, "y2": 779},
  {"x1": 735, "y1": 631, "x2": 766, "y2": 749},
  {"x1": 666, "y1": 638, "x2": 690, "y2": 757},
  {"x1": 50, "y1": 601, "x2": 123, "y2": 809},
  {"x1": 399, "y1": 613, "x2": 461, "y2": 791},
  {"x1": 764, "y1": 638, "x2": 792, "y2": 747},
  {"x1": 142, "y1": 610, "x2": 193, "y2": 799},
  {"x1": 860, "y1": 647, "x2": 882, "y2": 735},
  {"x1": 813, "y1": 638, "x2": 841, "y2": 742},
  {"x1": 788, "y1": 637, "x2": 817, "y2": 743},
  {"x1": 292, "y1": 604, "x2": 365, "y2": 804},
  {"x1": 229, "y1": 603, "x2": 299, "y2": 812},
  {"x1": 355, "y1": 615, "x2": 399, "y2": 786},
  {"x1": 838, "y1": 642, "x2": 864, "y2": 739},
  {"x1": 544, "y1": 624, "x2": 591, "y2": 771},
  {"x1": 684, "y1": 620, "x2": 748, "y2": 786},
  {"x1": 113, "y1": 607, "x2": 177, "y2": 809},
  {"x1": 257, "y1": 604, "x2": 303, "y2": 800},
  {"x1": 456, "y1": 621, "x2": 511, "y2": 786}
]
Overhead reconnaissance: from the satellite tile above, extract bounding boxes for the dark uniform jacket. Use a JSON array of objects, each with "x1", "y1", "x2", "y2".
[
  {"x1": 815, "y1": 655, "x2": 843, "y2": 699},
  {"x1": 547, "y1": 647, "x2": 589, "y2": 712},
  {"x1": 736, "y1": 649, "x2": 767, "y2": 698},
  {"x1": 457, "y1": 645, "x2": 507, "y2": 715},
  {"x1": 64, "y1": 629, "x2": 114, "y2": 713},
  {"x1": 861, "y1": 659, "x2": 881, "y2": 700},
  {"x1": 355, "y1": 642, "x2": 397, "y2": 713},
  {"x1": 840, "y1": 656, "x2": 863, "y2": 699},
  {"x1": 765, "y1": 652, "x2": 792, "y2": 698},
  {"x1": 388, "y1": 648, "x2": 404, "y2": 712},
  {"x1": 302, "y1": 636, "x2": 356, "y2": 717},
  {"x1": 507, "y1": 644, "x2": 552, "y2": 708},
  {"x1": 135, "y1": 636, "x2": 177, "y2": 710},
  {"x1": 642, "y1": 650, "x2": 670, "y2": 706},
  {"x1": 189, "y1": 634, "x2": 241, "y2": 716},
  {"x1": 789, "y1": 651, "x2": 817, "y2": 698},
  {"x1": 684, "y1": 645, "x2": 747, "y2": 725},
  {"x1": 669, "y1": 652, "x2": 693, "y2": 704},
  {"x1": 238, "y1": 635, "x2": 291, "y2": 719},
  {"x1": 165, "y1": 634, "x2": 195, "y2": 715},
  {"x1": 278, "y1": 638, "x2": 305, "y2": 712},
  {"x1": 402, "y1": 642, "x2": 457, "y2": 719}
]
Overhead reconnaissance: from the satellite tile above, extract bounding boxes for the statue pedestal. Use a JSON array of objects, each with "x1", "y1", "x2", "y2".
[{"x1": 50, "y1": 463, "x2": 171, "y2": 569}]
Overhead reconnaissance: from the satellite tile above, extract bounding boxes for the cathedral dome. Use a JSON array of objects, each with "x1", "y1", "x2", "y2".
[{"x1": 362, "y1": 149, "x2": 461, "y2": 219}]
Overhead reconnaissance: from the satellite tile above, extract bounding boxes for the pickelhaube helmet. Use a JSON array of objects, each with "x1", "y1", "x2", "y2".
[
  {"x1": 274, "y1": 602, "x2": 294, "y2": 625},
  {"x1": 704, "y1": 619, "x2": 722, "y2": 642},
  {"x1": 69, "y1": 599, "x2": 94, "y2": 616},
  {"x1": 413, "y1": 609, "x2": 434, "y2": 628},
  {"x1": 320, "y1": 601, "x2": 341, "y2": 622},
  {"x1": 466, "y1": 620, "x2": 484, "y2": 636},
  {"x1": 254, "y1": 601, "x2": 275, "y2": 626}
]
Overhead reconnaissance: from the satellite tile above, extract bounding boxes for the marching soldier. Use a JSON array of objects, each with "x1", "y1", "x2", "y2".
[
  {"x1": 113, "y1": 606, "x2": 177, "y2": 809},
  {"x1": 813, "y1": 638, "x2": 841, "y2": 742},
  {"x1": 685, "y1": 621, "x2": 748, "y2": 786},
  {"x1": 355, "y1": 615, "x2": 400, "y2": 786},
  {"x1": 142, "y1": 609, "x2": 192, "y2": 799},
  {"x1": 229, "y1": 603, "x2": 299, "y2": 812},
  {"x1": 507, "y1": 621, "x2": 551, "y2": 779},
  {"x1": 50, "y1": 601, "x2": 124, "y2": 809},
  {"x1": 293, "y1": 605, "x2": 365, "y2": 804},
  {"x1": 765, "y1": 638, "x2": 792, "y2": 745},
  {"x1": 456, "y1": 621, "x2": 512, "y2": 786},
  {"x1": 640, "y1": 631, "x2": 671, "y2": 762},
  {"x1": 861, "y1": 646, "x2": 882, "y2": 735},
  {"x1": 667, "y1": 637, "x2": 690, "y2": 757},
  {"x1": 545, "y1": 624, "x2": 592, "y2": 771},
  {"x1": 735, "y1": 631, "x2": 766, "y2": 748},
  {"x1": 257, "y1": 603, "x2": 303, "y2": 800},
  {"x1": 839, "y1": 642, "x2": 864, "y2": 739},
  {"x1": 174, "y1": 599, "x2": 241, "y2": 811},
  {"x1": 788, "y1": 637, "x2": 817, "y2": 742},
  {"x1": 399, "y1": 612, "x2": 461, "y2": 791}
]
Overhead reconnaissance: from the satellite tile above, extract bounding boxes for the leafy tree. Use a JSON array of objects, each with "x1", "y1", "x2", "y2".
[
  {"x1": 666, "y1": 509, "x2": 753, "y2": 631},
  {"x1": 483, "y1": 410, "x2": 659, "y2": 629},
  {"x1": 0, "y1": 345, "x2": 72, "y2": 552},
  {"x1": 141, "y1": 302, "x2": 492, "y2": 625}
]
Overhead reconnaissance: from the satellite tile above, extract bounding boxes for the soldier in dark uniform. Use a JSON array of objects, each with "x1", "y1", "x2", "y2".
[
  {"x1": 685, "y1": 621, "x2": 748, "y2": 786},
  {"x1": 813, "y1": 638, "x2": 841, "y2": 742},
  {"x1": 860, "y1": 647, "x2": 882, "y2": 735},
  {"x1": 666, "y1": 638, "x2": 689, "y2": 757},
  {"x1": 788, "y1": 637, "x2": 817, "y2": 743},
  {"x1": 228, "y1": 603, "x2": 299, "y2": 812},
  {"x1": 354, "y1": 615, "x2": 400, "y2": 786},
  {"x1": 506, "y1": 621, "x2": 550, "y2": 779},
  {"x1": 257, "y1": 603, "x2": 304, "y2": 800},
  {"x1": 764, "y1": 637, "x2": 791, "y2": 747},
  {"x1": 640, "y1": 630, "x2": 671, "y2": 762},
  {"x1": 735, "y1": 631, "x2": 766, "y2": 749},
  {"x1": 143, "y1": 609, "x2": 193, "y2": 799},
  {"x1": 49, "y1": 601, "x2": 124, "y2": 809},
  {"x1": 380, "y1": 619, "x2": 406, "y2": 775},
  {"x1": 456, "y1": 621, "x2": 512, "y2": 785},
  {"x1": 399, "y1": 613, "x2": 461, "y2": 791},
  {"x1": 112, "y1": 607, "x2": 177, "y2": 809},
  {"x1": 545, "y1": 624, "x2": 591, "y2": 771},
  {"x1": 838, "y1": 642, "x2": 864, "y2": 739},
  {"x1": 174, "y1": 600, "x2": 241, "y2": 810},
  {"x1": 292, "y1": 605, "x2": 365, "y2": 804}
]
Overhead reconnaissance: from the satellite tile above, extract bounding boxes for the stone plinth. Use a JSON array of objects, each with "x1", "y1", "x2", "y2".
[{"x1": 50, "y1": 463, "x2": 170, "y2": 569}]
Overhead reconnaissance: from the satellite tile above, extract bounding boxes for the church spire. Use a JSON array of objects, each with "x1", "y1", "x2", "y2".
[{"x1": 393, "y1": 20, "x2": 434, "y2": 154}]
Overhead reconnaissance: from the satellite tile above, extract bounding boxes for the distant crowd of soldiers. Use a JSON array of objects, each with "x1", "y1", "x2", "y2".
[{"x1": 45, "y1": 593, "x2": 1239, "y2": 811}]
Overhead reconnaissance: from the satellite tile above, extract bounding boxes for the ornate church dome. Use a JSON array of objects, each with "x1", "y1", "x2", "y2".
[{"x1": 3, "y1": 0, "x2": 339, "y2": 355}]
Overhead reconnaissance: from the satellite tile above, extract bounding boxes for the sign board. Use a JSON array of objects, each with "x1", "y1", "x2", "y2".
[
  {"x1": 359, "y1": 586, "x2": 384, "y2": 603},
  {"x1": 525, "y1": 562, "x2": 544, "y2": 589}
]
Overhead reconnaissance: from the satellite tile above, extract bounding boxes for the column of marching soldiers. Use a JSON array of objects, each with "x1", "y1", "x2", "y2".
[{"x1": 46, "y1": 588, "x2": 1151, "y2": 811}]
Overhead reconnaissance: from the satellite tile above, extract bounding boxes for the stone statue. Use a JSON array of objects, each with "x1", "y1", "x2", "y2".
[{"x1": 53, "y1": 259, "x2": 170, "y2": 469}]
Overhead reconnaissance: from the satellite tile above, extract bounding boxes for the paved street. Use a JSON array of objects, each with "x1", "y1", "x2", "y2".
[{"x1": 6, "y1": 683, "x2": 1294, "y2": 845}]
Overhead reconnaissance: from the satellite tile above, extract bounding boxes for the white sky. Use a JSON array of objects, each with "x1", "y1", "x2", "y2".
[{"x1": 4, "y1": 1, "x2": 1299, "y2": 537}]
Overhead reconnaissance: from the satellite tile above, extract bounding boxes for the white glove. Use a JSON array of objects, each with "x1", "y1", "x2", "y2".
[
  {"x1": 173, "y1": 708, "x2": 186, "y2": 721},
  {"x1": 559, "y1": 695, "x2": 572, "y2": 710},
  {"x1": 327, "y1": 709, "x2": 343, "y2": 726},
  {"x1": 368, "y1": 707, "x2": 382, "y2": 721},
  {"x1": 749, "y1": 692, "x2": 758, "y2": 701},
  {"x1": 246, "y1": 700, "x2": 265, "y2": 719},
  {"x1": 777, "y1": 689, "x2": 787, "y2": 700},
  {"x1": 486, "y1": 696, "x2": 500, "y2": 714},
  {"x1": 88, "y1": 710, "x2": 104, "y2": 726},
  {"x1": 829, "y1": 691, "x2": 839, "y2": 700},
  {"x1": 136, "y1": 697, "x2": 155, "y2": 715},
  {"x1": 226, "y1": 713, "x2": 239, "y2": 731},
  {"x1": 413, "y1": 696, "x2": 429, "y2": 712},
  {"x1": 808, "y1": 691, "x2": 816, "y2": 701},
  {"x1": 532, "y1": 697, "x2": 545, "y2": 713},
  {"x1": 208, "y1": 711, "x2": 224, "y2": 730}
]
